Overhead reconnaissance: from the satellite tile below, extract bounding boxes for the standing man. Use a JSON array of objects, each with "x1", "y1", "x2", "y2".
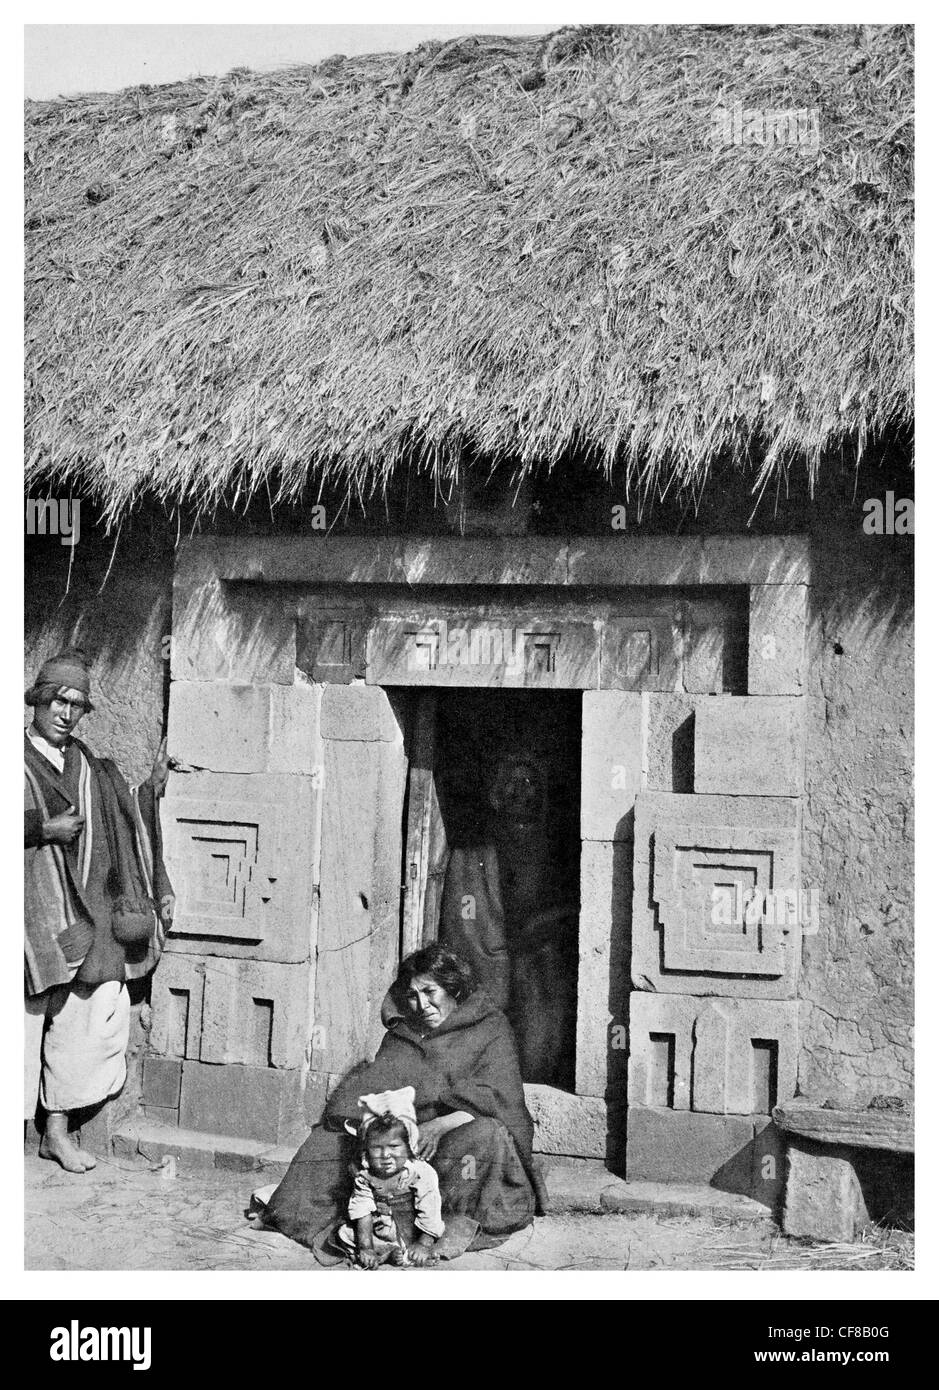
[{"x1": 24, "y1": 649, "x2": 174, "y2": 1171}]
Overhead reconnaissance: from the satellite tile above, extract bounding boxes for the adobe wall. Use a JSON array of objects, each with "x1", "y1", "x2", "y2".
[
  {"x1": 24, "y1": 539, "x2": 171, "y2": 785},
  {"x1": 800, "y1": 529, "x2": 913, "y2": 1105}
]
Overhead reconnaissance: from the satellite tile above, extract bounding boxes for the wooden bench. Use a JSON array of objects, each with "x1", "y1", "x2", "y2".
[{"x1": 772, "y1": 1099, "x2": 913, "y2": 1242}]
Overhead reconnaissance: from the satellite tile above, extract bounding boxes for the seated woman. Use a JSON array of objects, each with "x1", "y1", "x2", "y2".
[{"x1": 259, "y1": 944, "x2": 548, "y2": 1253}]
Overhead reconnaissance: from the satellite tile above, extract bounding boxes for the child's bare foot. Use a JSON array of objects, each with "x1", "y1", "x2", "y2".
[{"x1": 39, "y1": 1114, "x2": 95, "y2": 1172}]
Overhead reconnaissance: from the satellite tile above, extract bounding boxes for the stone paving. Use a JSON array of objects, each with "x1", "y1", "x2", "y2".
[{"x1": 25, "y1": 1150, "x2": 904, "y2": 1274}]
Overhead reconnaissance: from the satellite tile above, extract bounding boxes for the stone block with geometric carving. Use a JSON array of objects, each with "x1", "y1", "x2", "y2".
[
  {"x1": 599, "y1": 606, "x2": 682, "y2": 691},
  {"x1": 150, "y1": 954, "x2": 205, "y2": 1060},
  {"x1": 631, "y1": 792, "x2": 802, "y2": 997},
  {"x1": 151, "y1": 953, "x2": 311, "y2": 1069},
  {"x1": 366, "y1": 616, "x2": 600, "y2": 688},
  {"x1": 199, "y1": 958, "x2": 311, "y2": 1068},
  {"x1": 162, "y1": 772, "x2": 320, "y2": 963},
  {"x1": 628, "y1": 992, "x2": 798, "y2": 1115}
]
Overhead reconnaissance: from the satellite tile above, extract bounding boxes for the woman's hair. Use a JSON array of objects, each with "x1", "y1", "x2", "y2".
[
  {"x1": 362, "y1": 1114, "x2": 413, "y2": 1157},
  {"x1": 393, "y1": 944, "x2": 477, "y2": 1006}
]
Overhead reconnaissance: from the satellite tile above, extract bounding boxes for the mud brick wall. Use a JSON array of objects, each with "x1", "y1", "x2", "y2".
[
  {"x1": 24, "y1": 544, "x2": 171, "y2": 785},
  {"x1": 800, "y1": 528, "x2": 913, "y2": 1106}
]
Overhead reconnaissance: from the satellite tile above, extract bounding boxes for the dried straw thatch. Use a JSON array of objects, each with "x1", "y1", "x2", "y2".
[{"x1": 25, "y1": 24, "x2": 912, "y2": 520}]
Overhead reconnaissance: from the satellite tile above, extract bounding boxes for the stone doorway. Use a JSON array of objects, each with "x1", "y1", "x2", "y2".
[
  {"x1": 145, "y1": 533, "x2": 810, "y2": 1191},
  {"x1": 395, "y1": 688, "x2": 581, "y2": 1089}
]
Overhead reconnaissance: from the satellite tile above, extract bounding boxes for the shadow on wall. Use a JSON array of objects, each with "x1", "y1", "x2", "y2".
[
  {"x1": 799, "y1": 451, "x2": 913, "y2": 1109},
  {"x1": 25, "y1": 524, "x2": 172, "y2": 785}
]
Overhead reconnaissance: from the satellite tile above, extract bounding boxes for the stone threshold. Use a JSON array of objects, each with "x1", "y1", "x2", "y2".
[{"x1": 108, "y1": 1120, "x2": 773, "y2": 1225}]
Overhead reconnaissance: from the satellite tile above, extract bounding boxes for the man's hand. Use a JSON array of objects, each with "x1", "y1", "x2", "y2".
[{"x1": 42, "y1": 805, "x2": 84, "y2": 845}]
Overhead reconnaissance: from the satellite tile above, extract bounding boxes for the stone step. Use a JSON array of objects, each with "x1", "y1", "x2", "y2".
[
  {"x1": 543, "y1": 1158, "x2": 773, "y2": 1224},
  {"x1": 112, "y1": 1120, "x2": 297, "y2": 1174},
  {"x1": 109, "y1": 1120, "x2": 773, "y2": 1224}
]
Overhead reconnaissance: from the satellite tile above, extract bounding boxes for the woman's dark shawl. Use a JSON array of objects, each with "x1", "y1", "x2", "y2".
[{"x1": 326, "y1": 988, "x2": 541, "y2": 1202}]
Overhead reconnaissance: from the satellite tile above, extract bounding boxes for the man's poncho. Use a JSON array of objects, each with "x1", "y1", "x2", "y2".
[{"x1": 24, "y1": 733, "x2": 172, "y2": 996}]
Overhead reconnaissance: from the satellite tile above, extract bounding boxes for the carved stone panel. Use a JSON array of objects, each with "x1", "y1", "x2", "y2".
[
  {"x1": 162, "y1": 772, "x2": 319, "y2": 962},
  {"x1": 599, "y1": 608, "x2": 681, "y2": 691},
  {"x1": 150, "y1": 954, "x2": 205, "y2": 1060},
  {"x1": 632, "y1": 792, "x2": 802, "y2": 997},
  {"x1": 628, "y1": 992, "x2": 798, "y2": 1115},
  {"x1": 366, "y1": 616, "x2": 600, "y2": 688},
  {"x1": 150, "y1": 952, "x2": 312, "y2": 1070},
  {"x1": 199, "y1": 958, "x2": 311, "y2": 1068},
  {"x1": 296, "y1": 613, "x2": 368, "y2": 684}
]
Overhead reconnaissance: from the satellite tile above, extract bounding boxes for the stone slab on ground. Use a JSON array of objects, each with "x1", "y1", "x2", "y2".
[
  {"x1": 542, "y1": 1161, "x2": 770, "y2": 1225},
  {"x1": 782, "y1": 1138, "x2": 871, "y2": 1243}
]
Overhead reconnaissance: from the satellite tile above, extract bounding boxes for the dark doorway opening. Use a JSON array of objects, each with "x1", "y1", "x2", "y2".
[{"x1": 394, "y1": 688, "x2": 582, "y2": 1091}]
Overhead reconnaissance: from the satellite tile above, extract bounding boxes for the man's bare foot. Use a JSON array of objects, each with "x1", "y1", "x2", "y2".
[{"x1": 39, "y1": 1114, "x2": 95, "y2": 1172}]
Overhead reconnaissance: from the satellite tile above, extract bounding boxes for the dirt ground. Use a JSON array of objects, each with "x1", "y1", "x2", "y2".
[{"x1": 24, "y1": 1151, "x2": 913, "y2": 1274}]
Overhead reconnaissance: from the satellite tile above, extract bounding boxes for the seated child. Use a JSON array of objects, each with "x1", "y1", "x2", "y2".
[{"x1": 336, "y1": 1087, "x2": 444, "y2": 1268}]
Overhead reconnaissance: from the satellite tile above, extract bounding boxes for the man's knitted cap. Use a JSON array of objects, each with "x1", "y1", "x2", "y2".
[{"x1": 25, "y1": 651, "x2": 92, "y2": 705}]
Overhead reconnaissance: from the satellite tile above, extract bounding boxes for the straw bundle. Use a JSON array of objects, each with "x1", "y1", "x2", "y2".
[{"x1": 24, "y1": 24, "x2": 913, "y2": 521}]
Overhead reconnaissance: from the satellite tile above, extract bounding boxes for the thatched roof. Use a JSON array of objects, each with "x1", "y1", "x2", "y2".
[{"x1": 25, "y1": 24, "x2": 913, "y2": 520}]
